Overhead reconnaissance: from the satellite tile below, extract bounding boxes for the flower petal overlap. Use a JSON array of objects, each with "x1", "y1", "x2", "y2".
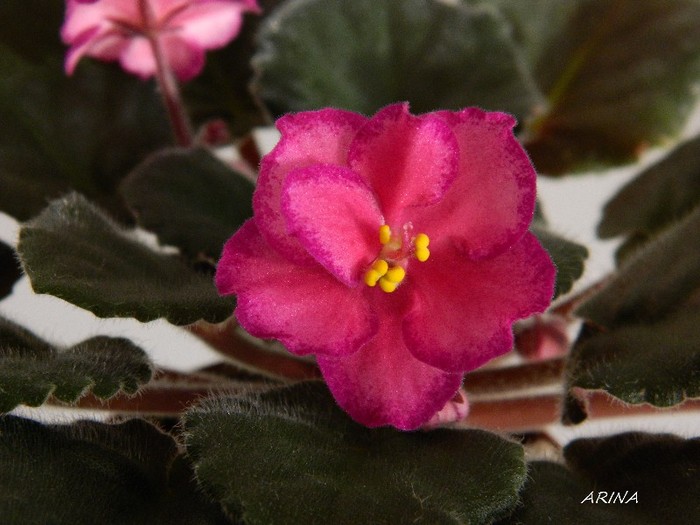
[{"x1": 216, "y1": 103, "x2": 556, "y2": 430}]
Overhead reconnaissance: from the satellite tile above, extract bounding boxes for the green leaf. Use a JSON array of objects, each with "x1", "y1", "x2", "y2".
[
  {"x1": 0, "y1": 241, "x2": 22, "y2": 300},
  {"x1": 598, "y1": 134, "x2": 700, "y2": 244},
  {"x1": 17, "y1": 194, "x2": 234, "y2": 325},
  {"x1": 501, "y1": 433, "x2": 700, "y2": 523},
  {"x1": 531, "y1": 223, "x2": 588, "y2": 298},
  {"x1": 568, "y1": 207, "x2": 700, "y2": 410},
  {"x1": 0, "y1": 416, "x2": 230, "y2": 524},
  {"x1": 522, "y1": 0, "x2": 700, "y2": 174},
  {"x1": 0, "y1": 0, "x2": 66, "y2": 64},
  {"x1": 252, "y1": 0, "x2": 539, "y2": 119},
  {"x1": 186, "y1": 381, "x2": 526, "y2": 525},
  {"x1": 0, "y1": 45, "x2": 170, "y2": 222},
  {"x1": 121, "y1": 148, "x2": 254, "y2": 258},
  {"x1": 577, "y1": 204, "x2": 700, "y2": 328},
  {"x1": 0, "y1": 316, "x2": 153, "y2": 412},
  {"x1": 568, "y1": 308, "x2": 700, "y2": 407}
]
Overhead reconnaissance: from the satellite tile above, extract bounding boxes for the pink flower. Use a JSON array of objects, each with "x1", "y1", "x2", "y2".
[
  {"x1": 216, "y1": 103, "x2": 556, "y2": 430},
  {"x1": 61, "y1": 0, "x2": 260, "y2": 81}
]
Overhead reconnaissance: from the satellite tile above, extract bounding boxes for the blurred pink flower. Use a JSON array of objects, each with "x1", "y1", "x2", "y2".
[
  {"x1": 62, "y1": 0, "x2": 260, "y2": 81},
  {"x1": 216, "y1": 103, "x2": 556, "y2": 430}
]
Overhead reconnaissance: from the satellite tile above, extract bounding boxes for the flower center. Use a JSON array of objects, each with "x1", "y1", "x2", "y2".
[{"x1": 363, "y1": 224, "x2": 430, "y2": 293}]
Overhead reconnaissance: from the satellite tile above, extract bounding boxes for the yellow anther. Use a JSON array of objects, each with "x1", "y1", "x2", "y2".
[
  {"x1": 364, "y1": 270, "x2": 381, "y2": 287},
  {"x1": 372, "y1": 259, "x2": 389, "y2": 275},
  {"x1": 379, "y1": 224, "x2": 392, "y2": 245},
  {"x1": 385, "y1": 266, "x2": 406, "y2": 284},
  {"x1": 415, "y1": 233, "x2": 430, "y2": 249},
  {"x1": 379, "y1": 277, "x2": 398, "y2": 293},
  {"x1": 415, "y1": 247, "x2": 430, "y2": 262},
  {"x1": 364, "y1": 259, "x2": 389, "y2": 287}
]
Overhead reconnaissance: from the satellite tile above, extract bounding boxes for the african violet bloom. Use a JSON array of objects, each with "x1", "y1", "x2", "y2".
[
  {"x1": 62, "y1": 0, "x2": 260, "y2": 81},
  {"x1": 216, "y1": 103, "x2": 555, "y2": 430}
]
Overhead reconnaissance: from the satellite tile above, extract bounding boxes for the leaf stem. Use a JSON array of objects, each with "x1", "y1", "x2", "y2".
[{"x1": 138, "y1": 0, "x2": 193, "y2": 147}]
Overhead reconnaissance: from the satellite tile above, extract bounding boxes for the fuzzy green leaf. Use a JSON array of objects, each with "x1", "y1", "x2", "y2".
[
  {"x1": 598, "y1": 134, "x2": 700, "y2": 254},
  {"x1": 186, "y1": 382, "x2": 526, "y2": 525},
  {"x1": 121, "y1": 148, "x2": 254, "y2": 258},
  {"x1": 569, "y1": 206, "x2": 700, "y2": 410},
  {"x1": 531, "y1": 223, "x2": 588, "y2": 298},
  {"x1": 0, "y1": 317, "x2": 153, "y2": 412},
  {"x1": 568, "y1": 308, "x2": 700, "y2": 407},
  {"x1": 0, "y1": 416, "x2": 229, "y2": 524},
  {"x1": 0, "y1": 45, "x2": 170, "y2": 222},
  {"x1": 252, "y1": 0, "x2": 538, "y2": 119},
  {"x1": 522, "y1": 0, "x2": 700, "y2": 174},
  {"x1": 17, "y1": 194, "x2": 233, "y2": 325},
  {"x1": 578, "y1": 205, "x2": 700, "y2": 328},
  {"x1": 502, "y1": 433, "x2": 700, "y2": 524}
]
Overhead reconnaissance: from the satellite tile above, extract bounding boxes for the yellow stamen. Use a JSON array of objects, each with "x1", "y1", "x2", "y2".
[
  {"x1": 379, "y1": 224, "x2": 392, "y2": 245},
  {"x1": 379, "y1": 277, "x2": 398, "y2": 293},
  {"x1": 364, "y1": 259, "x2": 389, "y2": 287},
  {"x1": 415, "y1": 247, "x2": 430, "y2": 262},
  {"x1": 384, "y1": 265, "x2": 406, "y2": 284},
  {"x1": 415, "y1": 233, "x2": 430, "y2": 249}
]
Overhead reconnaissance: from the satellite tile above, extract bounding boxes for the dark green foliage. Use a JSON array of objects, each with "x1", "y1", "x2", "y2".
[
  {"x1": 252, "y1": 0, "x2": 538, "y2": 120},
  {"x1": 520, "y1": 0, "x2": 700, "y2": 174},
  {"x1": 598, "y1": 134, "x2": 700, "y2": 261},
  {"x1": 531, "y1": 223, "x2": 588, "y2": 298},
  {"x1": 502, "y1": 433, "x2": 700, "y2": 524},
  {"x1": 0, "y1": 47, "x2": 171, "y2": 222},
  {"x1": 0, "y1": 416, "x2": 230, "y2": 525},
  {"x1": 17, "y1": 194, "x2": 234, "y2": 325},
  {"x1": 0, "y1": 316, "x2": 153, "y2": 412},
  {"x1": 567, "y1": 206, "x2": 700, "y2": 413},
  {"x1": 121, "y1": 148, "x2": 254, "y2": 258},
  {"x1": 186, "y1": 382, "x2": 526, "y2": 524}
]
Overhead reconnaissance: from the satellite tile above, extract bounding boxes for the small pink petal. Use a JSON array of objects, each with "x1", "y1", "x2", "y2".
[
  {"x1": 216, "y1": 220, "x2": 377, "y2": 357},
  {"x1": 413, "y1": 108, "x2": 536, "y2": 259},
  {"x1": 254, "y1": 109, "x2": 368, "y2": 265},
  {"x1": 422, "y1": 388, "x2": 469, "y2": 429},
  {"x1": 170, "y1": 1, "x2": 259, "y2": 50},
  {"x1": 281, "y1": 165, "x2": 383, "y2": 287},
  {"x1": 347, "y1": 103, "x2": 458, "y2": 224},
  {"x1": 318, "y1": 289, "x2": 462, "y2": 430},
  {"x1": 160, "y1": 34, "x2": 206, "y2": 81},
  {"x1": 403, "y1": 232, "x2": 555, "y2": 373},
  {"x1": 118, "y1": 36, "x2": 158, "y2": 79}
]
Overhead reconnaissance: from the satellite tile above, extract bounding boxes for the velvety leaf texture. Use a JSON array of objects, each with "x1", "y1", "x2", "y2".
[
  {"x1": 531, "y1": 224, "x2": 588, "y2": 298},
  {"x1": 0, "y1": 316, "x2": 153, "y2": 412},
  {"x1": 0, "y1": 45, "x2": 170, "y2": 222},
  {"x1": 598, "y1": 133, "x2": 700, "y2": 242},
  {"x1": 523, "y1": 0, "x2": 700, "y2": 174},
  {"x1": 252, "y1": 0, "x2": 539, "y2": 120},
  {"x1": 121, "y1": 148, "x2": 254, "y2": 258},
  {"x1": 578, "y1": 204, "x2": 700, "y2": 328},
  {"x1": 185, "y1": 382, "x2": 526, "y2": 525},
  {"x1": 566, "y1": 206, "x2": 700, "y2": 411},
  {"x1": 501, "y1": 433, "x2": 700, "y2": 524},
  {"x1": 0, "y1": 416, "x2": 229, "y2": 525},
  {"x1": 17, "y1": 194, "x2": 234, "y2": 325},
  {"x1": 0, "y1": 241, "x2": 22, "y2": 300}
]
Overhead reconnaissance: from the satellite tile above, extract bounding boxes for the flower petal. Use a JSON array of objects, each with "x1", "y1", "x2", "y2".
[
  {"x1": 254, "y1": 109, "x2": 367, "y2": 264},
  {"x1": 281, "y1": 165, "x2": 383, "y2": 287},
  {"x1": 318, "y1": 289, "x2": 462, "y2": 430},
  {"x1": 403, "y1": 232, "x2": 555, "y2": 373},
  {"x1": 413, "y1": 108, "x2": 537, "y2": 259},
  {"x1": 119, "y1": 35, "x2": 158, "y2": 79},
  {"x1": 169, "y1": 1, "x2": 260, "y2": 50},
  {"x1": 160, "y1": 34, "x2": 206, "y2": 81},
  {"x1": 216, "y1": 220, "x2": 377, "y2": 357},
  {"x1": 347, "y1": 102, "x2": 458, "y2": 224}
]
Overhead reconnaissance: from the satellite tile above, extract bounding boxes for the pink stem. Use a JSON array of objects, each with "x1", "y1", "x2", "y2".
[{"x1": 138, "y1": 0, "x2": 193, "y2": 147}]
